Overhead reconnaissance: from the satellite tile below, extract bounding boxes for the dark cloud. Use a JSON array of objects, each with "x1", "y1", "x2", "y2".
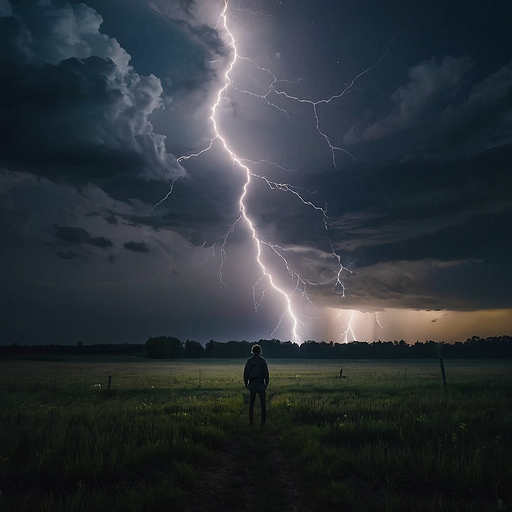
[
  {"x1": 344, "y1": 55, "x2": 512, "y2": 162},
  {"x1": 104, "y1": 214, "x2": 118, "y2": 225},
  {"x1": 0, "y1": 1, "x2": 184, "y2": 183},
  {"x1": 53, "y1": 225, "x2": 113, "y2": 249},
  {"x1": 124, "y1": 241, "x2": 150, "y2": 253},
  {"x1": 87, "y1": 236, "x2": 113, "y2": 249},
  {"x1": 53, "y1": 226, "x2": 90, "y2": 244},
  {"x1": 179, "y1": 20, "x2": 228, "y2": 60},
  {"x1": 358, "y1": 56, "x2": 475, "y2": 142},
  {"x1": 128, "y1": 164, "x2": 246, "y2": 247},
  {"x1": 56, "y1": 250, "x2": 80, "y2": 260},
  {"x1": 0, "y1": 176, "x2": 36, "y2": 251},
  {"x1": 83, "y1": 0, "x2": 228, "y2": 99},
  {"x1": 1, "y1": 0, "x2": 512, "y2": 345}
]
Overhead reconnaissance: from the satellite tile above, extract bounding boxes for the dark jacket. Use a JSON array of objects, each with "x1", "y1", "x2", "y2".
[{"x1": 243, "y1": 355, "x2": 269, "y2": 390}]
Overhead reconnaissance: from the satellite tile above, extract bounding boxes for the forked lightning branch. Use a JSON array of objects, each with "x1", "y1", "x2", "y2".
[{"x1": 158, "y1": 1, "x2": 390, "y2": 343}]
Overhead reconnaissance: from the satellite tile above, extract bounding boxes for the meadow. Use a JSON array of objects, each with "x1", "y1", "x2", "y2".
[{"x1": 0, "y1": 357, "x2": 510, "y2": 511}]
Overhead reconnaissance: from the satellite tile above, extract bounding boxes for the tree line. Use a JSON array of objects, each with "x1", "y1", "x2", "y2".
[
  {"x1": 1, "y1": 335, "x2": 511, "y2": 359},
  {"x1": 143, "y1": 335, "x2": 512, "y2": 359}
]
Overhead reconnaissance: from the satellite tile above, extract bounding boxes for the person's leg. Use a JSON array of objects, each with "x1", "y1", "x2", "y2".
[
  {"x1": 259, "y1": 390, "x2": 266, "y2": 424},
  {"x1": 249, "y1": 390, "x2": 256, "y2": 424}
]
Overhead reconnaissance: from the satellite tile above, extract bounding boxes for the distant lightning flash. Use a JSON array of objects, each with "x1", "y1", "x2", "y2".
[
  {"x1": 375, "y1": 312, "x2": 384, "y2": 330},
  {"x1": 149, "y1": 177, "x2": 179, "y2": 215},
  {"x1": 338, "y1": 311, "x2": 356, "y2": 343},
  {"x1": 155, "y1": 1, "x2": 391, "y2": 343}
]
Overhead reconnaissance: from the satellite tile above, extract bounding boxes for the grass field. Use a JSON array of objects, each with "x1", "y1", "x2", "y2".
[{"x1": 0, "y1": 357, "x2": 511, "y2": 511}]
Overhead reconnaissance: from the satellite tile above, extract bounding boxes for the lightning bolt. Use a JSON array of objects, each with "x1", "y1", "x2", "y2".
[
  {"x1": 375, "y1": 311, "x2": 384, "y2": 330},
  {"x1": 153, "y1": 1, "x2": 392, "y2": 343},
  {"x1": 148, "y1": 177, "x2": 179, "y2": 215},
  {"x1": 338, "y1": 311, "x2": 356, "y2": 343},
  {"x1": 173, "y1": 2, "x2": 302, "y2": 343}
]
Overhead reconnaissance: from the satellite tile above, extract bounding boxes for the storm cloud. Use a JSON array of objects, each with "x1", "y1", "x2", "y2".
[
  {"x1": 1, "y1": 0, "x2": 511, "y2": 345},
  {"x1": 0, "y1": 1, "x2": 188, "y2": 182}
]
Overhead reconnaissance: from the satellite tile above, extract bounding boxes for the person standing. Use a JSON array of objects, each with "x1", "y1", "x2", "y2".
[{"x1": 243, "y1": 344, "x2": 269, "y2": 425}]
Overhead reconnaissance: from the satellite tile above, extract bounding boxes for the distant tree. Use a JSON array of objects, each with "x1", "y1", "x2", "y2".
[
  {"x1": 226, "y1": 340, "x2": 251, "y2": 357},
  {"x1": 258, "y1": 339, "x2": 302, "y2": 358},
  {"x1": 2, "y1": 335, "x2": 512, "y2": 359},
  {"x1": 204, "y1": 340, "x2": 222, "y2": 357},
  {"x1": 146, "y1": 336, "x2": 183, "y2": 359},
  {"x1": 183, "y1": 340, "x2": 204, "y2": 358}
]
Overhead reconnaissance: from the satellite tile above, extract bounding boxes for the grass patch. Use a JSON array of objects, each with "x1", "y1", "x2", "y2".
[{"x1": 0, "y1": 357, "x2": 511, "y2": 511}]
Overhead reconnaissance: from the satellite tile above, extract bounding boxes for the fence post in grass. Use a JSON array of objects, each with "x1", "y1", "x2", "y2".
[
  {"x1": 339, "y1": 368, "x2": 343, "y2": 378},
  {"x1": 439, "y1": 358, "x2": 447, "y2": 396},
  {"x1": 107, "y1": 374, "x2": 112, "y2": 392}
]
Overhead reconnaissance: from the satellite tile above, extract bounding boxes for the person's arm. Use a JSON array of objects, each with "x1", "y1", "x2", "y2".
[
  {"x1": 264, "y1": 361, "x2": 269, "y2": 387},
  {"x1": 243, "y1": 361, "x2": 249, "y2": 387}
]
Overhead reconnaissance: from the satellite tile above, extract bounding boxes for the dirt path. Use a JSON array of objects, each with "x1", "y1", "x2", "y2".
[{"x1": 180, "y1": 423, "x2": 307, "y2": 512}]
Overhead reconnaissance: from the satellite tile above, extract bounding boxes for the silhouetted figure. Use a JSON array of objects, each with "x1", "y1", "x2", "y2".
[{"x1": 244, "y1": 344, "x2": 269, "y2": 425}]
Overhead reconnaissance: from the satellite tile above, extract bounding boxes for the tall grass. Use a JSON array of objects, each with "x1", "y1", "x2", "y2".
[
  {"x1": 274, "y1": 363, "x2": 512, "y2": 511},
  {"x1": 0, "y1": 359, "x2": 241, "y2": 511},
  {"x1": 0, "y1": 358, "x2": 510, "y2": 511}
]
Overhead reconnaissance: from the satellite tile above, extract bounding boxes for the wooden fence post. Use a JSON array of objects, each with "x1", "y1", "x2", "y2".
[{"x1": 439, "y1": 358, "x2": 447, "y2": 396}]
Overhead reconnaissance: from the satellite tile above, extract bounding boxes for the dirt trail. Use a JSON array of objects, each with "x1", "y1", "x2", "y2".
[{"x1": 180, "y1": 424, "x2": 307, "y2": 512}]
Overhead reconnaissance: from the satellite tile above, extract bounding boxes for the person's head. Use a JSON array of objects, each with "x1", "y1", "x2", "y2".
[{"x1": 251, "y1": 344, "x2": 262, "y2": 356}]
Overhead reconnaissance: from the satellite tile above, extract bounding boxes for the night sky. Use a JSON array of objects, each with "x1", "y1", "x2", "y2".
[{"x1": 1, "y1": 0, "x2": 512, "y2": 345}]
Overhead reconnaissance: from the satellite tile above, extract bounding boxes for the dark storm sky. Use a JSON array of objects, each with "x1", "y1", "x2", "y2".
[{"x1": 1, "y1": 0, "x2": 511, "y2": 345}]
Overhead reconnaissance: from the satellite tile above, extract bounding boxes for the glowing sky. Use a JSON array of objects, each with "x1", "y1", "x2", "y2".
[{"x1": 1, "y1": 0, "x2": 512, "y2": 345}]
